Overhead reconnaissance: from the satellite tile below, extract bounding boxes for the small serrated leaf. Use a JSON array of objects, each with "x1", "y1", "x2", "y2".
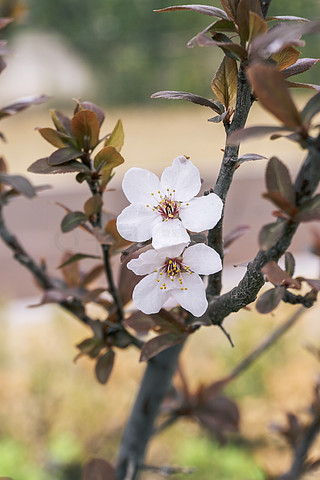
[
  {"x1": 211, "y1": 56, "x2": 238, "y2": 109},
  {"x1": 95, "y1": 350, "x2": 115, "y2": 384},
  {"x1": 48, "y1": 147, "x2": 82, "y2": 166},
  {"x1": 105, "y1": 119, "x2": 124, "y2": 151},
  {"x1": 28, "y1": 158, "x2": 90, "y2": 175}
]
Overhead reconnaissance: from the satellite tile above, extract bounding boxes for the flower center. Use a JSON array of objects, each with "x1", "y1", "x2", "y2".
[
  {"x1": 155, "y1": 256, "x2": 193, "y2": 291},
  {"x1": 157, "y1": 196, "x2": 181, "y2": 219}
]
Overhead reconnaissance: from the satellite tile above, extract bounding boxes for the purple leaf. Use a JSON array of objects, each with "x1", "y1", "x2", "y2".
[
  {"x1": 282, "y1": 58, "x2": 319, "y2": 78},
  {"x1": 28, "y1": 158, "x2": 90, "y2": 175},
  {"x1": 95, "y1": 350, "x2": 115, "y2": 385},
  {"x1": 192, "y1": 32, "x2": 247, "y2": 59},
  {"x1": 0, "y1": 173, "x2": 36, "y2": 198},
  {"x1": 0, "y1": 95, "x2": 50, "y2": 120},
  {"x1": 228, "y1": 125, "x2": 291, "y2": 145},
  {"x1": 301, "y1": 92, "x2": 320, "y2": 126},
  {"x1": 151, "y1": 90, "x2": 222, "y2": 114},
  {"x1": 256, "y1": 286, "x2": 285, "y2": 313},
  {"x1": 154, "y1": 5, "x2": 230, "y2": 21},
  {"x1": 266, "y1": 157, "x2": 295, "y2": 205},
  {"x1": 48, "y1": 147, "x2": 83, "y2": 166},
  {"x1": 140, "y1": 332, "x2": 186, "y2": 362}
]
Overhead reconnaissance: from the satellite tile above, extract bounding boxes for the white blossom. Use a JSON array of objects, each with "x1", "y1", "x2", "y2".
[
  {"x1": 127, "y1": 243, "x2": 222, "y2": 317},
  {"x1": 116, "y1": 156, "x2": 223, "y2": 249}
]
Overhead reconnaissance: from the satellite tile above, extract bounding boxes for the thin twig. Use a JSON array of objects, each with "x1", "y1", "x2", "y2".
[
  {"x1": 102, "y1": 243, "x2": 124, "y2": 322},
  {"x1": 225, "y1": 306, "x2": 305, "y2": 384},
  {"x1": 279, "y1": 415, "x2": 320, "y2": 480}
]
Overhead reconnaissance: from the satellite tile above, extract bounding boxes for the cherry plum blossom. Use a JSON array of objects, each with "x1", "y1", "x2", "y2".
[
  {"x1": 116, "y1": 156, "x2": 223, "y2": 249},
  {"x1": 127, "y1": 243, "x2": 222, "y2": 317}
]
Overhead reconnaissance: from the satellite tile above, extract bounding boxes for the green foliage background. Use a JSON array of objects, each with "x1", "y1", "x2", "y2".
[{"x1": 10, "y1": 0, "x2": 317, "y2": 105}]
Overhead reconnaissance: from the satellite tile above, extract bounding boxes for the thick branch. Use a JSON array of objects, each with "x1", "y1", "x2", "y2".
[
  {"x1": 116, "y1": 343, "x2": 184, "y2": 480},
  {"x1": 208, "y1": 137, "x2": 320, "y2": 325}
]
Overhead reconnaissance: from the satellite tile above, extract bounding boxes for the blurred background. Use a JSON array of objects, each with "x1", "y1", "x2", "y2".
[{"x1": 0, "y1": 0, "x2": 320, "y2": 479}]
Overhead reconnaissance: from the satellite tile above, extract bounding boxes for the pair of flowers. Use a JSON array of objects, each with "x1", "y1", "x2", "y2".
[{"x1": 116, "y1": 156, "x2": 223, "y2": 317}]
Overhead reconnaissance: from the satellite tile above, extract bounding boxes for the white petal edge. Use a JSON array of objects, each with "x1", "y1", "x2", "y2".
[
  {"x1": 152, "y1": 218, "x2": 190, "y2": 250},
  {"x1": 122, "y1": 167, "x2": 162, "y2": 204},
  {"x1": 160, "y1": 156, "x2": 201, "y2": 201},
  {"x1": 183, "y1": 243, "x2": 222, "y2": 275},
  {"x1": 117, "y1": 204, "x2": 161, "y2": 242},
  {"x1": 156, "y1": 243, "x2": 187, "y2": 260},
  {"x1": 172, "y1": 273, "x2": 207, "y2": 317},
  {"x1": 179, "y1": 193, "x2": 223, "y2": 232},
  {"x1": 127, "y1": 249, "x2": 162, "y2": 275},
  {"x1": 132, "y1": 272, "x2": 170, "y2": 314}
]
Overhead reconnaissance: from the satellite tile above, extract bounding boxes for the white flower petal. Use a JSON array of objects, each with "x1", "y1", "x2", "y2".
[
  {"x1": 122, "y1": 167, "x2": 162, "y2": 204},
  {"x1": 156, "y1": 243, "x2": 187, "y2": 260},
  {"x1": 127, "y1": 249, "x2": 162, "y2": 275},
  {"x1": 160, "y1": 156, "x2": 201, "y2": 201},
  {"x1": 132, "y1": 272, "x2": 170, "y2": 314},
  {"x1": 152, "y1": 219, "x2": 190, "y2": 249},
  {"x1": 183, "y1": 243, "x2": 222, "y2": 275},
  {"x1": 179, "y1": 193, "x2": 223, "y2": 232},
  {"x1": 172, "y1": 273, "x2": 207, "y2": 317},
  {"x1": 117, "y1": 204, "x2": 161, "y2": 242}
]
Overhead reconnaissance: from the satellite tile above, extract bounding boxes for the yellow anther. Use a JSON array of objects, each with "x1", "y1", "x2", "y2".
[
  {"x1": 181, "y1": 287, "x2": 184, "y2": 290},
  {"x1": 186, "y1": 203, "x2": 189, "y2": 206},
  {"x1": 185, "y1": 288, "x2": 188, "y2": 290},
  {"x1": 155, "y1": 269, "x2": 158, "y2": 272},
  {"x1": 160, "y1": 272, "x2": 162, "y2": 275},
  {"x1": 169, "y1": 260, "x2": 172, "y2": 264},
  {"x1": 162, "y1": 283, "x2": 166, "y2": 286},
  {"x1": 157, "y1": 279, "x2": 160, "y2": 283},
  {"x1": 146, "y1": 204, "x2": 149, "y2": 207}
]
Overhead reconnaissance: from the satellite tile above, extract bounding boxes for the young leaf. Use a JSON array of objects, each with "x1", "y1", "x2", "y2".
[
  {"x1": 285, "y1": 252, "x2": 295, "y2": 277},
  {"x1": 194, "y1": 33, "x2": 247, "y2": 59},
  {"x1": 151, "y1": 90, "x2": 222, "y2": 114},
  {"x1": 220, "y1": 0, "x2": 239, "y2": 22},
  {"x1": 75, "y1": 101, "x2": 105, "y2": 126},
  {"x1": 272, "y1": 47, "x2": 301, "y2": 71},
  {"x1": 286, "y1": 81, "x2": 320, "y2": 92},
  {"x1": 248, "y1": 11, "x2": 268, "y2": 43},
  {"x1": 71, "y1": 109, "x2": 100, "y2": 150},
  {"x1": 263, "y1": 191, "x2": 298, "y2": 218},
  {"x1": 61, "y1": 211, "x2": 87, "y2": 233},
  {"x1": 235, "y1": 0, "x2": 263, "y2": 45},
  {"x1": 246, "y1": 64, "x2": 303, "y2": 128},
  {"x1": 208, "y1": 111, "x2": 228, "y2": 123},
  {"x1": 37, "y1": 127, "x2": 68, "y2": 148},
  {"x1": 104, "y1": 119, "x2": 124, "y2": 151},
  {"x1": 50, "y1": 110, "x2": 73, "y2": 136},
  {"x1": 95, "y1": 350, "x2": 115, "y2": 385},
  {"x1": 237, "y1": 153, "x2": 267, "y2": 164},
  {"x1": 0, "y1": 173, "x2": 36, "y2": 198},
  {"x1": 84, "y1": 194, "x2": 103, "y2": 218},
  {"x1": 58, "y1": 253, "x2": 102, "y2": 269},
  {"x1": 59, "y1": 251, "x2": 80, "y2": 287},
  {"x1": 301, "y1": 92, "x2": 320, "y2": 126},
  {"x1": 282, "y1": 58, "x2": 319, "y2": 78},
  {"x1": 48, "y1": 147, "x2": 82, "y2": 166},
  {"x1": 140, "y1": 332, "x2": 186, "y2": 362},
  {"x1": 0, "y1": 95, "x2": 49, "y2": 120},
  {"x1": 295, "y1": 194, "x2": 320, "y2": 222},
  {"x1": 256, "y1": 286, "x2": 285, "y2": 313},
  {"x1": 82, "y1": 458, "x2": 115, "y2": 480},
  {"x1": 228, "y1": 125, "x2": 291, "y2": 145},
  {"x1": 154, "y1": 5, "x2": 230, "y2": 21},
  {"x1": 28, "y1": 158, "x2": 90, "y2": 175},
  {"x1": 94, "y1": 146, "x2": 124, "y2": 189},
  {"x1": 261, "y1": 260, "x2": 301, "y2": 288},
  {"x1": 265, "y1": 157, "x2": 295, "y2": 205},
  {"x1": 211, "y1": 56, "x2": 238, "y2": 109},
  {"x1": 259, "y1": 221, "x2": 285, "y2": 250}
]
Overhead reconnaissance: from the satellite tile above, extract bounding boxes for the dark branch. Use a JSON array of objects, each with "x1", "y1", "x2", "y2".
[{"x1": 208, "y1": 137, "x2": 320, "y2": 325}]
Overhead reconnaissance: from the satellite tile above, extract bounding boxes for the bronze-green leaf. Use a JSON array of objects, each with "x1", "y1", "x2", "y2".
[
  {"x1": 211, "y1": 56, "x2": 238, "y2": 109},
  {"x1": 259, "y1": 221, "x2": 285, "y2": 250},
  {"x1": 295, "y1": 194, "x2": 320, "y2": 222},
  {"x1": 84, "y1": 194, "x2": 103, "y2": 218},
  {"x1": 61, "y1": 211, "x2": 87, "y2": 233},
  {"x1": 48, "y1": 147, "x2": 82, "y2": 166},
  {"x1": 104, "y1": 119, "x2": 124, "y2": 152},
  {"x1": 272, "y1": 47, "x2": 300, "y2": 71},
  {"x1": 50, "y1": 110, "x2": 73, "y2": 135},
  {"x1": 71, "y1": 109, "x2": 100, "y2": 150},
  {"x1": 37, "y1": 127, "x2": 68, "y2": 148},
  {"x1": 248, "y1": 11, "x2": 268, "y2": 43},
  {"x1": 246, "y1": 63, "x2": 303, "y2": 128},
  {"x1": 28, "y1": 158, "x2": 90, "y2": 175},
  {"x1": 94, "y1": 146, "x2": 125, "y2": 189}
]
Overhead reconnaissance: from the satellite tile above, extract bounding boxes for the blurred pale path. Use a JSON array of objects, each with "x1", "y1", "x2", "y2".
[{"x1": 0, "y1": 101, "x2": 318, "y2": 299}]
